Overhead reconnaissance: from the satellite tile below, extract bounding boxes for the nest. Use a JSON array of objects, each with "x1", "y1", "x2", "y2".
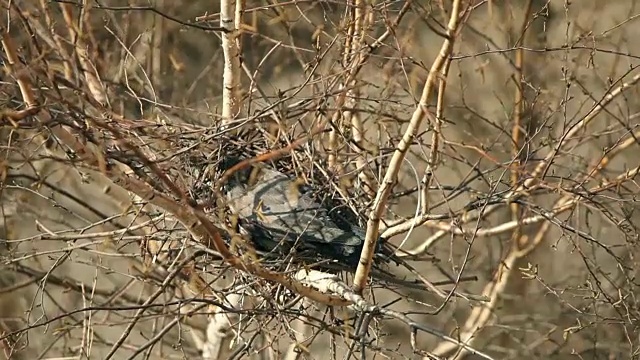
[{"x1": 166, "y1": 119, "x2": 399, "y2": 275}]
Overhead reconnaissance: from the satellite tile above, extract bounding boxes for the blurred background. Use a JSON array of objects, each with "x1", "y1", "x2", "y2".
[{"x1": 1, "y1": 0, "x2": 639, "y2": 359}]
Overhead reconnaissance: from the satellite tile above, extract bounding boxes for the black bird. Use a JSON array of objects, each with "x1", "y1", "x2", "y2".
[
  {"x1": 219, "y1": 159, "x2": 472, "y2": 295},
  {"x1": 222, "y1": 161, "x2": 392, "y2": 270}
]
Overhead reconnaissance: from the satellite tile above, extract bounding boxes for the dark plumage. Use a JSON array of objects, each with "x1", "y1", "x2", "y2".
[{"x1": 223, "y1": 162, "x2": 391, "y2": 270}]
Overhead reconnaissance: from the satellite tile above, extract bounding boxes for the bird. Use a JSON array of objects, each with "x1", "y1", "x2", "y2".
[
  {"x1": 220, "y1": 159, "x2": 392, "y2": 271},
  {"x1": 217, "y1": 158, "x2": 473, "y2": 295}
]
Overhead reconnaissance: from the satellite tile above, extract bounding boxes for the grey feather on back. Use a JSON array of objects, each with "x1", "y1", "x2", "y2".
[{"x1": 225, "y1": 166, "x2": 367, "y2": 267}]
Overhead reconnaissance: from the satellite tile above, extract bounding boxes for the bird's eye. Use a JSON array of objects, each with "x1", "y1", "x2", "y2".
[
  {"x1": 290, "y1": 177, "x2": 312, "y2": 194},
  {"x1": 298, "y1": 184, "x2": 312, "y2": 194}
]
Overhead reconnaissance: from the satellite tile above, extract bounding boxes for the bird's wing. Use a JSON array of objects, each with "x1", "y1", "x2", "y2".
[{"x1": 225, "y1": 167, "x2": 364, "y2": 262}]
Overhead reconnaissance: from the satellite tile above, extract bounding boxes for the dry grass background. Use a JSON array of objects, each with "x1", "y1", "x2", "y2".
[{"x1": 1, "y1": 0, "x2": 639, "y2": 359}]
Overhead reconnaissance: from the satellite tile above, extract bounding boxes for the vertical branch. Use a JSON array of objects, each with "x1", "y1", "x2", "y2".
[
  {"x1": 328, "y1": 2, "x2": 355, "y2": 172},
  {"x1": 328, "y1": 0, "x2": 368, "y2": 176},
  {"x1": 327, "y1": 117, "x2": 340, "y2": 171},
  {"x1": 151, "y1": 0, "x2": 164, "y2": 89},
  {"x1": 220, "y1": 0, "x2": 242, "y2": 126},
  {"x1": 193, "y1": 4, "x2": 246, "y2": 340},
  {"x1": 1, "y1": 32, "x2": 37, "y2": 108},
  {"x1": 510, "y1": 0, "x2": 533, "y2": 248},
  {"x1": 420, "y1": 59, "x2": 450, "y2": 215},
  {"x1": 39, "y1": 0, "x2": 74, "y2": 81},
  {"x1": 350, "y1": 97, "x2": 376, "y2": 196},
  {"x1": 348, "y1": 1, "x2": 376, "y2": 196},
  {"x1": 354, "y1": 0, "x2": 467, "y2": 293},
  {"x1": 234, "y1": 0, "x2": 245, "y2": 44},
  {"x1": 60, "y1": 2, "x2": 108, "y2": 106},
  {"x1": 317, "y1": 1, "x2": 409, "y2": 177}
]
